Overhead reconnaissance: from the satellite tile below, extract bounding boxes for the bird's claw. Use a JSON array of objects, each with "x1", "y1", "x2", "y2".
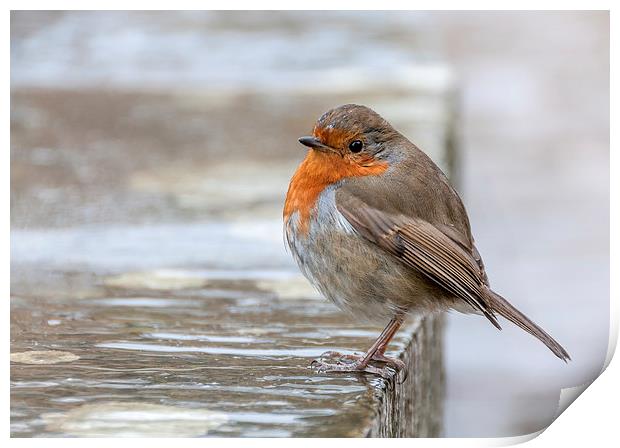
[
  {"x1": 371, "y1": 353, "x2": 407, "y2": 372},
  {"x1": 310, "y1": 351, "x2": 404, "y2": 380}
]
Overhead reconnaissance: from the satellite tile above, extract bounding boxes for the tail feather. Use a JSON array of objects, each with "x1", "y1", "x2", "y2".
[{"x1": 487, "y1": 290, "x2": 571, "y2": 362}]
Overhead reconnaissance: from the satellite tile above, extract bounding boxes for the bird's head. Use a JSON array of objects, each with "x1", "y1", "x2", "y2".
[
  {"x1": 298, "y1": 104, "x2": 401, "y2": 167},
  {"x1": 285, "y1": 104, "x2": 401, "y2": 232}
]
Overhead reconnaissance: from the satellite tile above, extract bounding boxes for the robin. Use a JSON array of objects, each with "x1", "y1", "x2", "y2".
[{"x1": 283, "y1": 104, "x2": 570, "y2": 377}]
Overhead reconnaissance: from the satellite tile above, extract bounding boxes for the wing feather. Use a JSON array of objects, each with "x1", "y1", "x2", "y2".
[{"x1": 336, "y1": 193, "x2": 501, "y2": 329}]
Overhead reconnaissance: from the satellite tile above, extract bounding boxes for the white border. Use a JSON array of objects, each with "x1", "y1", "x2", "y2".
[{"x1": 5, "y1": 2, "x2": 615, "y2": 446}]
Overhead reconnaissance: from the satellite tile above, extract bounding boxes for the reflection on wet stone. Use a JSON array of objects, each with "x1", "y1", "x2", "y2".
[
  {"x1": 11, "y1": 351, "x2": 81, "y2": 365},
  {"x1": 43, "y1": 402, "x2": 228, "y2": 437}
]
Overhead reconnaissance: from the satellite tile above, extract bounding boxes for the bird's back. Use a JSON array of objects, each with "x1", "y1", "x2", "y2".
[{"x1": 338, "y1": 138, "x2": 476, "y2": 252}]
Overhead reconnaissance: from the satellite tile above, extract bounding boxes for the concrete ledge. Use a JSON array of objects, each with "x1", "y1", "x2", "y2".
[
  {"x1": 11, "y1": 268, "x2": 444, "y2": 437},
  {"x1": 368, "y1": 315, "x2": 445, "y2": 437}
]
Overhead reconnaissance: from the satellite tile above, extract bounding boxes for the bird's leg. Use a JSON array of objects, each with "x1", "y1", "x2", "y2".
[
  {"x1": 311, "y1": 313, "x2": 406, "y2": 377},
  {"x1": 366, "y1": 318, "x2": 406, "y2": 371}
]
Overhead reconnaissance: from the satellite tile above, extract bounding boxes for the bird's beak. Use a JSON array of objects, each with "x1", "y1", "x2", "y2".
[{"x1": 298, "y1": 136, "x2": 333, "y2": 153}]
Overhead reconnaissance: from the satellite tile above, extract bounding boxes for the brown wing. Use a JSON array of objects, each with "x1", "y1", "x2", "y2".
[
  {"x1": 336, "y1": 192, "x2": 501, "y2": 329},
  {"x1": 437, "y1": 223, "x2": 489, "y2": 286}
]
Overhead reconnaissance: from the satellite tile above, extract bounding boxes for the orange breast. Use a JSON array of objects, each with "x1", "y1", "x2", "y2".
[{"x1": 283, "y1": 150, "x2": 388, "y2": 235}]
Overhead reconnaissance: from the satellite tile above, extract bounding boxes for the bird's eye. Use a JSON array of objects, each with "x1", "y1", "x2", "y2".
[{"x1": 348, "y1": 140, "x2": 363, "y2": 153}]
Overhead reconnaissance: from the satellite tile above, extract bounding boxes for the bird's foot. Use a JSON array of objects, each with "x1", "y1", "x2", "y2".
[
  {"x1": 310, "y1": 351, "x2": 404, "y2": 379},
  {"x1": 317, "y1": 350, "x2": 406, "y2": 371},
  {"x1": 371, "y1": 352, "x2": 406, "y2": 371}
]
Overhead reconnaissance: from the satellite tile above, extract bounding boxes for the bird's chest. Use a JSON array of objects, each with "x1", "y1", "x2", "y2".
[
  {"x1": 285, "y1": 185, "x2": 355, "y2": 286},
  {"x1": 284, "y1": 184, "x2": 355, "y2": 273},
  {"x1": 284, "y1": 185, "x2": 398, "y2": 321},
  {"x1": 282, "y1": 154, "x2": 409, "y2": 322}
]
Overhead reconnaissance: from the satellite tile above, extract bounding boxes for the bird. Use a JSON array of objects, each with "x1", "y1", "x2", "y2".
[{"x1": 283, "y1": 104, "x2": 570, "y2": 378}]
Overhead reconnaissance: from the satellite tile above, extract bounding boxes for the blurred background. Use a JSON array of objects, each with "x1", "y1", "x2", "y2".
[{"x1": 11, "y1": 11, "x2": 609, "y2": 437}]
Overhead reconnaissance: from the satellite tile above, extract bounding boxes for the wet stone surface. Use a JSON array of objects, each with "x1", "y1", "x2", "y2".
[{"x1": 11, "y1": 269, "x2": 444, "y2": 437}]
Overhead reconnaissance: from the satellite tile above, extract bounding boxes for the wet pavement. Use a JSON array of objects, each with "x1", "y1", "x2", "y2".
[{"x1": 10, "y1": 265, "x2": 442, "y2": 437}]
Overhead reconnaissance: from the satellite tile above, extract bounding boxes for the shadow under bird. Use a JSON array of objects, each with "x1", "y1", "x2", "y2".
[{"x1": 283, "y1": 104, "x2": 570, "y2": 377}]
